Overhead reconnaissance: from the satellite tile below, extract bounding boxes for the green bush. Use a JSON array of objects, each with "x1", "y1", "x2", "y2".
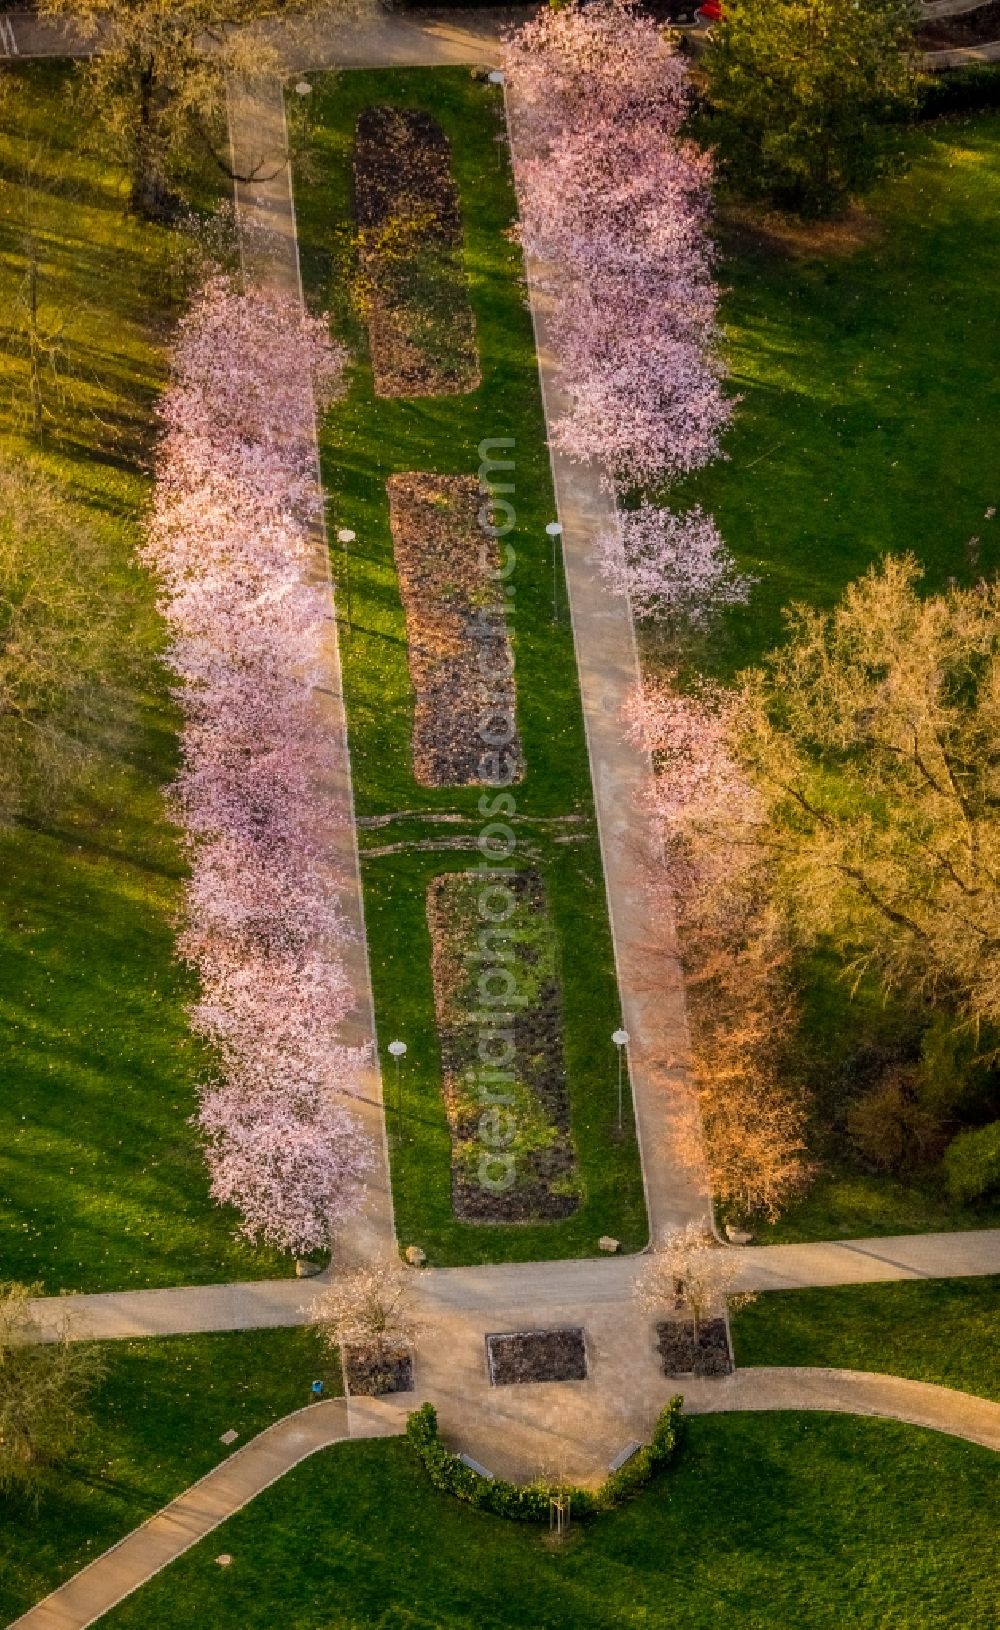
[
  {"x1": 405, "y1": 1397, "x2": 684, "y2": 1522},
  {"x1": 702, "y1": 0, "x2": 919, "y2": 216},
  {"x1": 918, "y1": 65, "x2": 1000, "y2": 120},
  {"x1": 942, "y1": 1121, "x2": 1000, "y2": 1203}
]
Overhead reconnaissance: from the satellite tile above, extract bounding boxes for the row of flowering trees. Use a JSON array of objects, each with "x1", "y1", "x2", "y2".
[
  {"x1": 506, "y1": 0, "x2": 730, "y2": 493},
  {"x1": 507, "y1": 3, "x2": 794, "y2": 1220},
  {"x1": 625, "y1": 680, "x2": 812, "y2": 1222},
  {"x1": 145, "y1": 276, "x2": 372, "y2": 1258},
  {"x1": 506, "y1": 0, "x2": 748, "y2": 628}
]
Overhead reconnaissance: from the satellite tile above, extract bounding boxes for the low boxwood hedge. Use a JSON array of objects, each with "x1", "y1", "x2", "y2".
[{"x1": 405, "y1": 1395, "x2": 684, "y2": 1521}]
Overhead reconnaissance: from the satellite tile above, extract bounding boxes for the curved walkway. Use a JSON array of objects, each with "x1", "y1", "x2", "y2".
[
  {"x1": 6, "y1": 1396, "x2": 406, "y2": 1630},
  {"x1": 8, "y1": 1369, "x2": 998, "y2": 1630},
  {"x1": 924, "y1": 37, "x2": 1000, "y2": 66},
  {"x1": 24, "y1": 1231, "x2": 1000, "y2": 1491},
  {"x1": 684, "y1": 1365, "x2": 1000, "y2": 1452},
  {"x1": 922, "y1": 0, "x2": 1000, "y2": 16},
  {"x1": 5, "y1": 0, "x2": 1000, "y2": 1553}
]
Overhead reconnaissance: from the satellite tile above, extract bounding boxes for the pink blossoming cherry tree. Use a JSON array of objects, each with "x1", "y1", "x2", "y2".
[
  {"x1": 597, "y1": 502, "x2": 755, "y2": 627},
  {"x1": 505, "y1": 0, "x2": 732, "y2": 493},
  {"x1": 145, "y1": 276, "x2": 372, "y2": 1258}
]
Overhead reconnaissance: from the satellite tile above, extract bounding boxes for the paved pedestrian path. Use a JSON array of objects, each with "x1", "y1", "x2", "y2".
[
  {"x1": 7, "y1": 1364, "x2": 998, "y2": 1630},
  {"x1": 685, "y1": 1365, "x2": 1000, "y2": 1452},
  {"x1": 6, "y1": 1396, "x2": 407, "y2": 1630},
  {"x1": 504, "y1": 83, "x2": 709, "y2": 1240},
  {"x1": 28, "y1": 1229, "x2": 1000, "y2": 1344},
  {"x1": 6, "y1": 0, "x2": 1000, "y2": 1534},
  {"x1": 924, "y1": 37, "x2": 1000, "y2": 65},
  {"x1": 24, "y1": 1229, "x2": 999, "y2": 1490},
  {"x1": 922, "y1": 0, "x2": 997, "y2": 14},
  {"x1": 227, "y1": 73, "x2": 396, "y2": 1268}
]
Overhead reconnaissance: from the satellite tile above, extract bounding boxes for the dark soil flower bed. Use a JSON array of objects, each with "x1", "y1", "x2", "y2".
[
  {"x1": 343, "y1": 1346, "x2": 415, "y2": 1397},
  {"x1": 919, "y1": 0, "x2": 1000, "y2": 48},
  {"x1": 656, "y1": 1318, "x2": 732, "y2": 1378},
  {"x1": 427, "y1": 869, "x2": 580, "y2": 1223},
  {"x1": 353, "y1": 105, "x2": 480, "y2": 396},
  {"x1": 486, "y1": 1327, "x2": 588, "y2": 1385},
  {"x1": 388, "y1": 472, "x2": 522, "y2": 787}
]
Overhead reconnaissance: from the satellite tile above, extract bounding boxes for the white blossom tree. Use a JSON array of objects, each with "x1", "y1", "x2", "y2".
[{"x1": 636, "y1": 1223, "x2": 743, "y2": 1339}]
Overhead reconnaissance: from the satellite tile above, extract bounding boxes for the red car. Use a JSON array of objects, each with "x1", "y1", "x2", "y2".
[{"x1": 695, "y1": 0, "x2": 724, "y2": 21}]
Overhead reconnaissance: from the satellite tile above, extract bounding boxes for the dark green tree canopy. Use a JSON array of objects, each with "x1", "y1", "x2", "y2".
[{"x1": 703, "y1": 0, "x2": 921, "y2": 215}]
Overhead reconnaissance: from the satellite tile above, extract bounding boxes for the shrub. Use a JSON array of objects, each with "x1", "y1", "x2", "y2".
[
  {"x1": 405, "y1": 1397, "x2": 684, "y2": 1521},
  {"x1": 917, "y1": 65, "x2": 1000, "y2": 120},
  {"x1": 847, "y1": 1067, "x2": 949, "y2": 1173},
  {"x1": 913, "y1": 1013, "x2": 986, "y2": 1122},
  {"x1": 942, "y1": 1121, "x2": 1000, "y2": 1203},
  {"x1": 703, "y1": 0, "x2": 920, "y2": 216}
]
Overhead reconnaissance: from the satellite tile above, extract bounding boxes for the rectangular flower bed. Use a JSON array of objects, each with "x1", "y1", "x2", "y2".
[
  {"x1": 426, "y1": 869, "x2": 580, "y2": 1222},
  {"x1": 388, "y1": 472, "x2": 522, "y2": 788},
  {"x1": 353, "y1": 105, "x2": 480, "y2": 397},
  {"x1": 486, "y1": 1328, "x2": 588, "y2": 1386}
]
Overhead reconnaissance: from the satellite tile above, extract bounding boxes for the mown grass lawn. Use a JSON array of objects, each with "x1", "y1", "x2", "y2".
[
  {"x1": 669, "y1": 112, "x2": 1000, "y2": 1242},
  {"x1": 675, "y1": 113, "x2": 1000, "y2": 680},
  {"x1": 0, "y1": 1327, "x2": 337, "y2": 1624},
  {"x1": 102, "y1": 1414, "x2": 1000, "y2": 1629},
  {"x1": 0, "y1": 63, "x2": 285, "y2": 1291},
  {"x1": 292, "y1": 68, "x2": 647, "y2": 1262},
  {"x1": 732, "y1": 1275, "x2": 1000, "y2": 1401}
]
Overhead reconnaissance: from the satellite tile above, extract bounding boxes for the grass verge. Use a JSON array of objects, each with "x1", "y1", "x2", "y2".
[
  {"x1": 292, "y1": 67, "x2": 646, "y2": 1261},
  {"x1": 0, "y1": 1326, "x2": 337, "y2": 1624},
  {"x1": 732, "y1": 1275, "x2": 1000, "y2": 1401},
  {"x1": 0, "y1": 63, "x2": 287, "y2": 1291},
  {"x1": 101, "y1": 1415, "x2": 1000, "y2": 1628}
]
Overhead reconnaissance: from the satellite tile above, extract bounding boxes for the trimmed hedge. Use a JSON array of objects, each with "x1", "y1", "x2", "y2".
[{"x1": 405, "y1": 1396, "x2": 684, "y2": 1521}]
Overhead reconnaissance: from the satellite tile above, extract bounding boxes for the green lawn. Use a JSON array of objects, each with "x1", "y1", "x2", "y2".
[
  {"x1": 671, "y1": 112, "x2": 1000, "y2": 1241},
  {"x1": 732, "y1": 1275, "x2": 1000, "y2": 1401},
  {"x1": 0, "y1": 1326, "x2": 338, "y2": 1624},
  {"x1": 102, "y1": 1415, "x2": 1000, "y2": 1629},
  {"x1": 675, "y1": 113, "x2": 1000, "y2": 680},
  {"x1": 0, "y1": 63, "x2": 285, "y2": 1291},
  {"x1": 292, "y1": 68, "x2": 647, "y2": 1262}
]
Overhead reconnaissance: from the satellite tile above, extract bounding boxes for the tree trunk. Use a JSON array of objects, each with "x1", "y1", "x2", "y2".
[{"x1": 129, "y1": 55, "x2": 173, "y2": 221}]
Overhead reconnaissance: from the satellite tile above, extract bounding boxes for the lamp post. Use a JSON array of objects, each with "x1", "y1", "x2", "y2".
[
  {"x1": 546, "y1": 521, "x2": 563, "y2": 624},
  {"x1": 336, "y1": 528, "x2": 355, "y2": 631},
  {"x1": 612, "y1": 1028, "x2": 630, "y2": 1135},
  {"x1": 388, "y1": 1039, "x2": 407, "y2": 1144},
  {"x1": 486, "y1": 70, "x2": 507, "y2": 170}
]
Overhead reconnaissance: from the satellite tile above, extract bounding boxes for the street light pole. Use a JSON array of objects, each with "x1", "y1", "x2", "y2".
[
  {"x1": 612, "y1": 1028, "x2": 630, "y2": 1136},
  {"x1": 545, "y1": 521, "x2": 563, "y2": 625},
  {"x1": 388, "y1": 1039, "x2": 407, "y2": 1145},
  {"x1": 336, "y1": 528, "x2": 355, "y2": 632}
]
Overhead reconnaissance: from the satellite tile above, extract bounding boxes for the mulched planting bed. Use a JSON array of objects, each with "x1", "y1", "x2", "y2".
[
  {"x1": 388, "y1": 472, "x2": 522, "y2": 787},
  {"x1": 427, "y1": 869, "x2": 581, "y2": 1223},
  {"x1": 343, "y1": 1347, "x2": 415, "y2": 1397},
  {"x1": 353, "y1": 105, "x2": 480, "y2": 396},
  {"x1": 486, "y1": 1327, "x2": 588, "y2": 1385},
  {"x1": 656, "y1": 1318, "x2": 732, "y2": 1378}
]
